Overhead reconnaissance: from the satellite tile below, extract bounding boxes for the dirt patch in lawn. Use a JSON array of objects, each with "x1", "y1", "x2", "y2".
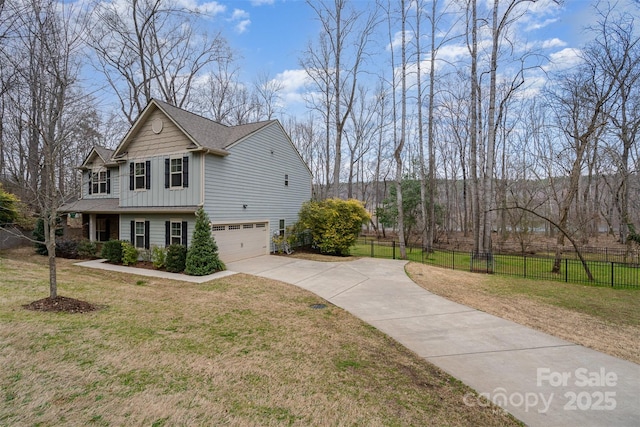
[
  {"x1": 406, "y1": 263, "x2": 640, "y2": 364},
  {"x1": 22, "y1": 296, "x2": 100, "y2": 313}
]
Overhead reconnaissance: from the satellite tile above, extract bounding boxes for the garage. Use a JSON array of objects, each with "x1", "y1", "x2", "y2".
[{"x1": 211, "y1": 222, "x2": 269, "y2": 263}]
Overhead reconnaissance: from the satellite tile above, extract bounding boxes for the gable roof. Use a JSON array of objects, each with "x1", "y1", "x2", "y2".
[
  {"x1": 112, "y1": 99, "x2": 276, "y2": 158},
  {"x1": 80, "y1": 146, "x2": 115, "y2": 170}
]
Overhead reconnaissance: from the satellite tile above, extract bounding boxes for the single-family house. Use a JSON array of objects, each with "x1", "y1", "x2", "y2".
[{"x1": 59, "y1": 99, "x2": 312, "y2": 263}]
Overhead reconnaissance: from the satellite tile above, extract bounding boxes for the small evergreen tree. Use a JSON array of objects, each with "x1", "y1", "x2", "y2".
[
  {"x1": 185, "y1": 207, "x2": 225, "y2": 275},
  {"x1": 165, "y1": 244, "x2": 187, "y2": 273}
]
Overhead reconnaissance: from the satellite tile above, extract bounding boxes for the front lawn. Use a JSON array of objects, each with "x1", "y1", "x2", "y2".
[{"x1": 0, "y1": 248, "x2": 519, "y2": 426}]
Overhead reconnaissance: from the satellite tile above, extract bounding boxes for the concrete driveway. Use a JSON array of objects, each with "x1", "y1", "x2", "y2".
[{"x1": 227, "y1": 255, "x2": 640, "y2": 427}]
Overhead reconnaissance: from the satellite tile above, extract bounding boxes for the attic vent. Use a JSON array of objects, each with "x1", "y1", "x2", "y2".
[{"x1": 152, "y1": 118, "x2": 163, "y2": 134}]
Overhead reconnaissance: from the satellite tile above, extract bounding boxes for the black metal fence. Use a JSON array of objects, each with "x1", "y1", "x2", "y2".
[{"x1": 353, "y1": 239, "x2": 639, "y2": 288}]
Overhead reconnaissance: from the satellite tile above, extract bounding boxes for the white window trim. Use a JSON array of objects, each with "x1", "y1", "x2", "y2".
[
  {"x1": 170, "y1": 219, "x2": 182, "y2": 245},
  {"x1": 135, "y1": 219, "x2": 146, "y2": 249},
  {"x1": 134, "y1": 162, "x2": 146, "y2": 190},
  {"x1": 170, "y1": 157, "x2": 183, "y2": 189},
  {"x1": 92, "y1": 168, "x2": 108, "y2": 194}
]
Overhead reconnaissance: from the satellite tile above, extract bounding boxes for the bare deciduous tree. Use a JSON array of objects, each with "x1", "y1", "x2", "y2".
[
  {"x1": 88, "y1": 0, "x2": 231, "y2": 124},
  {"x1": 301, "y1": 0, "x2": 379, "y2": 198}
]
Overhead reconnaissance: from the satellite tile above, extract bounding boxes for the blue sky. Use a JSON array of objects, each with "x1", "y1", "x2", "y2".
[{"x1": 203, "y1": 0, "x2": 633, "y2": 114}]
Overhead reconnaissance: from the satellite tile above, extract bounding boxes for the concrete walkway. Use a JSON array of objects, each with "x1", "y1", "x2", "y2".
[
  {"x1": 78, "y1": 256, "x2": 639, "y2": 426},
  {"x1": 76, "y1": 259, "x2": 237, "y2": 283},
  {"x1": 225, "y1": 256, "x2": 639, "y2": 427}
]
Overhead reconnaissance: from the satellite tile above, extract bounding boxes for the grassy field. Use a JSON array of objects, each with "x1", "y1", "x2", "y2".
[
  {"x1": 351, "y1": 242, "x2": 640, "y2": 287},
  {"x1": 0, "y1": 248, "x2": 519, "y2": 426}
]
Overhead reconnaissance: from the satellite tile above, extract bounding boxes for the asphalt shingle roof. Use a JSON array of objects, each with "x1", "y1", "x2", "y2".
[{"x1": 153, "y1": 99, "x2": 275, "y2": 152}]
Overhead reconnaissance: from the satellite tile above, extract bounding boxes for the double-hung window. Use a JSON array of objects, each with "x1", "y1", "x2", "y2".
[
  {"x1": 170, "y1": 221, "x2": 182, "y2": 245},
  {"x1": 165, "y1": 220, "x2": 188, "y2": 246},
  {"x1": 135, "y1": 221, "x2": 146, "y2": 248},
  {"x1": 165, "y1": 156, "x2": 189, "y2": 189},
  {"x1": 135, "y1": 162, "x2": 146, "y2": 190},
  {"x1": 130, "y1": 161, "x2": 151, "y2": 191},
  {"x1": 171, "y1": 158, "x2": 182, "y2": 188},
  {"x1": 90, "y1": 169, "x2": 109, "y2": 194}
]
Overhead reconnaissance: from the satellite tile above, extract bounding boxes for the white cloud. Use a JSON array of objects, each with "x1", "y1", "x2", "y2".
[
  {"x1": 387, "y1": 31, "x2": 413, "y2": 51},
  {"x1": 235, "y1": 19, "x2": 251, "y2": 34},
  {"x1": 275, "y1": 69, "x2": 309, "y2": 93},
  {"x1": 251, "y1": 0, "x2": 275, "y2": 5},
  {"x1": 175, "y1": 0, "x2": 226, "y2": 15},
  {"x1": 540, "y1": 38, "x2": 567, "y2": 49},
  {"x1": 228, "y1": 8, "x2": 251, "y2": 34},
  {"x1": 232, "y1": 8, "x2": 249, "y2": 20},
  {"x1": 543, "y1": 48, "x2": 583, "y2": 72}
]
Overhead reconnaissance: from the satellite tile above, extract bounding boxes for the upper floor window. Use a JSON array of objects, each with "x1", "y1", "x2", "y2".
[
  {"x1": 171, "y1": 158, "x2": 182, "y2": 187},
  {"x1": 90, "y1": 169, "x2": 110, "y2": 194},
  {"x1": 165, "y1": 156, "x2": 189, "y2": 189},
  {"x1": 135, "y1": 162, "x2": 146, "y2": 190},
  {"x1": 129, "y1": 161, "x2": 151, "y2": 191}
]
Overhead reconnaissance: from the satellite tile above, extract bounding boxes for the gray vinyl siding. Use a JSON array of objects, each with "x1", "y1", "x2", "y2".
[
  {"x1": 203, "y1": 122, "x2": 312, "y2": 239},
  {"x1": 119, "y1": 213, "x2": 195, "y2": 248},
  {"x1": 119, "y1": 152, "x2": 201, "y2": 207},
  {"x1": 82, "y1": 167, "x2": 120, "y2": 199}
]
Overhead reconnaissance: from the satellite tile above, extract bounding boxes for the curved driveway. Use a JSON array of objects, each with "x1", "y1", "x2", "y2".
[{"x1": 227, "y1": 255, "x2": 640, "y2": 427}]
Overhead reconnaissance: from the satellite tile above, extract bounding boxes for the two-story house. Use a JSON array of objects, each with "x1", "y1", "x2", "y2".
[{"x1": 59, "y1": 99, "x2": 312, "y2": 263}]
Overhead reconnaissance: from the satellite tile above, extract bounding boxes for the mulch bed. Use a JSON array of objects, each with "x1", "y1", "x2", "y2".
[{"x1": 23, "y1": 296, "x2": 100, "y2": 313}]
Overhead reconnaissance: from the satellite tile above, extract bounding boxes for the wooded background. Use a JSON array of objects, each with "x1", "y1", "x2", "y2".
[{"x1": 1, "y1": 0, "x2": 638, "y2": 261}]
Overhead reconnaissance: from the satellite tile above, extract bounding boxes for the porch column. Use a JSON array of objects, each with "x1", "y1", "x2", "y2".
[{"x1": 89, "y1": 214, "x2": 96, "y2": 242}]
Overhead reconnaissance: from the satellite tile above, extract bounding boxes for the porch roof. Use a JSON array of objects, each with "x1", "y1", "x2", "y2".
[{"x1": 58, "y1": 199, "x2": 199, "y2": 214}]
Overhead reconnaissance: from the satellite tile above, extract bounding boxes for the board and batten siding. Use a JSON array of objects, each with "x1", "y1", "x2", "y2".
[
  {"x1": 82, "y1": 164, "x2": 120, "y2": 199},
  {"x1": 119, "y1": 213, "x2": 195, "y2": 248},
  {"x1": 119, "y1": 152, "x2": 202, "y2": 208},
  {"x1": 127, "y1": 109, "x2": 193, "y2": 157},
  {"x1": 203, "y1": 122, "x2": 312, "y2": 239}
]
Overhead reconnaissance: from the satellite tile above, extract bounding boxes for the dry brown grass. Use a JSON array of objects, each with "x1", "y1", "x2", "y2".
[
  {"x1": 406, "y1": 263, "x2": 640, "y2": 364},
  {"x1": 0, "y1": 248, "x2": 520, "y2": 426}
]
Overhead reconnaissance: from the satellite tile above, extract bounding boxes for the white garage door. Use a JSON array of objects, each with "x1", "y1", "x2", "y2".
[{"x1": 212, "y1": 222, "x2": 268, "y2": 263}]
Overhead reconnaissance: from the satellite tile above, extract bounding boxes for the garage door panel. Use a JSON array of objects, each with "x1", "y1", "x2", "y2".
[{"x1": 212, "y1": 222, "x2": 268, "y2": 263}]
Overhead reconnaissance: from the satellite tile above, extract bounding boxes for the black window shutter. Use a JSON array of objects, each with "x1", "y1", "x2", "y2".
[
  {"x1": 165, "y1": 221, "x2": 170, "y2": 247},
  {"x1": 145, "y1": 160, "x2": 151, "y2": 190},
  {"x1": 144, "y1": 221, "x2": 150, "y2": 249},
  {"x1": 88, "y1": 174, "x2": 92, "y2": 195},
  {"x1": 105, "y1": 220, "x2": 111, "y2": 240},
  {"x1": 165, "y1": 159, "x2": 170, "y2": 188},
  {"x1": 106, "y1": 169, "x2": 111, "y2": 194},
  {"x1": 182, "y1": 221, "x2": 188, "y2": 246},
  {"x1": 130, "y1": 220, "x2": 135, "y2": 244},
  {"x1": 183, "y1": 156, "x2": 189, "y2": 188},
  {"x1": 129, "y1": 163, "x2": 134, "y2": 190}
]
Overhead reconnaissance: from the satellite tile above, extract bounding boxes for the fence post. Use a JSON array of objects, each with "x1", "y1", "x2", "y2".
[
  {"x1": 392, "y1": 240, "x2": 396, "y2": 260},
  {"x1": 611, "y1": 262, "x2": 614, "y2": 287},
  {"x1": 452, "y1": 250, "x2": 455, "y2": 269},
  {"x1": 370, "y1": 241, "x2": 374, "y2": 258},
  {"x1": 524, "y1": 255, "x2": 527, "y2": 278},
  {"x1": 565, "y1": 258, "x2": 568, "y2": 282}
]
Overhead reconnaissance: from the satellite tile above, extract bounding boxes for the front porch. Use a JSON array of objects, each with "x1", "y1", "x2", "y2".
[{"x1": 86, "y1": 214, "x2": 119, "y2": 243}]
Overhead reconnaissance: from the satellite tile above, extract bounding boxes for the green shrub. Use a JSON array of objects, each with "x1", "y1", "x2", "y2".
[
  {"x1": 185, "y1": 208, "x2": 225, "y2": 275},
  {"x1": 165, "y1": 244, "x2": 187, "y2": 273},
  {"x1": 139, "y1": 248, "x2": 152, "y2": 262},
  {"x1": 101, "y1": 240, "x2": 124, "y2": 264},
  {"x1": 77, "y1": 239, "x2": 97, "y2": 259},
  {"x1": 296, "y1": 198, "x2": 370, "y2": 256},
  {"x1": 56, "y1": 239, "x2": 79, "y2": 259},
  {"x1": 121, "y1": 241, "x2": 139, "y2": 266},
  {"x1": 151, "y1": 246, "x2": 167, "y2": 269}
]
